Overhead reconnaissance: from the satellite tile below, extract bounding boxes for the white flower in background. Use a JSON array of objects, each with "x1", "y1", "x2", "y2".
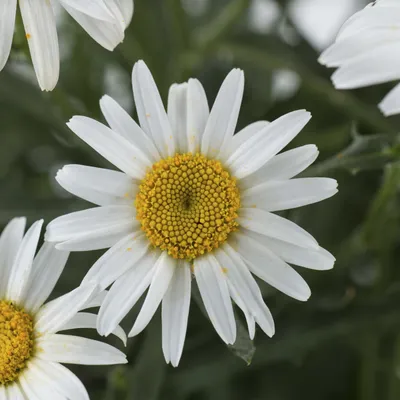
[
  {"x1": 319, "y1": 0, "x2": 400, "y2": 116},
  {"x1": 46, "y1": 60, "x2": 337, "y2": 367},
  {"x1": 0, "y1": 0, "x2": 134, "y2": 91},
  {"x1": 0, "y1": 217, "x2": 127, "y2": 399}
]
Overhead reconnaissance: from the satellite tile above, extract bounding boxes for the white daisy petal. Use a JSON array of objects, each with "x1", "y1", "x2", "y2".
[
  {"x1": 62, "y1": 5, "x2": 124, "y2": 51},
  {"x1": 0, "y1": 217, "x2": 26, "y2": 297},
  {"x1": 115, "y1": 0, "x2": 135, "y2": 27},
  {"x1": 194, "y1": 254, "x2": 236, "y2": 345},
  {"x1": 162, "y1": 261, "x2": 191, "y2": 367},
  {"x1": 19, "y1": 370, "x2": 63, "y2": 400},
  {"x1": 238, "y1": 208, "x2": 318, "y2": 250},
  {"x1": 56, "y1": 164, "x2": 136, "y2": 206},
  {"x1": 379, "y1": 82, "x2": 400, "y2": 116},
  {"x1": 6, "y1": 219, "x2": 43, "y2": 304},
  {"x1": 81, "y1": 232, "x2": 149, "y2": 290},
  {"x1": 35, "y1": 283, "x2": 98, "y2": 334},
  {"x1": 5, "y1": 384, "x2": 25, "y2": 400},
  {"x1": 168, "y1": 83, "x2": 189, "y2": 153},
  {"x1": 58, "y1": 0, "x2": 115, "y2": 21},
  {"x1": 19, "y1": 0, "x2": 59, "y2": 91},
  {"x1": 241, "y1": 178, "x2": 338, "y2": 212},
  {"x1": 0, "y1": 386, "x2": 6, "y2": 400},
  {"x1": 100, "y1": 95, "x2": 161, "y2": 162},
  {"x1": 0, "y1": 0, "x2": 17, "y2": 72},
  {"x1": 45, "y1": 205, "x2": 136, "y2": 248},
  {"x1": 247, "y1": 230, "x2": 335, "y2": 270},
  {"x1": 228, "y1": 121, "x2": 269, "y2": 156},
  {"x1": 235, "y1": 232, "x2": 311, "y2": 301},
  {"x1": 23, "y1": 243, "x2": 69, "y2": 313},
  {"x1": 227, "y1": 110, "x2": 312, "y2": 179},
  {"x1": 240, "y1": 144, "x2": 319, "y2": 189},
  {"x1": 132, "y1": 60, "x2": 175, "y2": 157},
  {"x1": 67, "y1": 116, "x2": 150, "y2": 179},
  {"x1": 187, "y1": 78, "x2": 209, "y2": 153},
  {"x1": 201, "y1": 69, "x2": 244, "y2": 159},
  {"x1": 215, "y1": 244, "x2": 275, "y2": 337},
  {"x1": 37, "y1": 334, "x2": 127, "y2": 365},
  {"x1": 59, "y1": 312, "x2": 127, "y2": 346},
  {"x1": 28, "y1": 359, "x2": 89, "y2": 400},
  {"x1": 129, "y1": 252, "x2": 176, "y2": 337},
  {"x1": 97, "y1": 251, "x2": 158, "y2": 337}
]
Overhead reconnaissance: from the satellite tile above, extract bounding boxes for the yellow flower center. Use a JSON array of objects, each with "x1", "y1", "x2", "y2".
[
  {"x1": 136, "y1": 153, "x2": 240, "y2": 259},
  {"x1": 0, "y1": 301, "x2": 34, "y2": 385}
]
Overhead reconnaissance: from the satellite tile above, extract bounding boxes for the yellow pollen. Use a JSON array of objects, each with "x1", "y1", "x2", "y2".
[
  {"x1": 0, "y1": 301, "x2": 34, "y2": 385},
  {"x1": 136, "y1": 153, "x2": 241, "y2": 259}
]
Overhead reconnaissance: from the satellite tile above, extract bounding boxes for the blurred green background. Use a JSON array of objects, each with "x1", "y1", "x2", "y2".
[{"x1": 2, "y1": 0, "x2": 400, "y2": 398}]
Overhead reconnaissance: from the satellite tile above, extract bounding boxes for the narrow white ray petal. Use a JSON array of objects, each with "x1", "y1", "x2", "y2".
[
  {"x1": 228, "y1": 121, "x2": 269, "y2": 157},
  {"x1": 238, "y1": 208, "x2": 318, "y2": 249},
  {"x1": 228, "y1": 283, "x2": 256, "y2": 340},
  {"x1": 81, "y1": 232, "x2": 149, "y2": 290},
  {"x1": 240, "y1": 145, "x2": 319, "y2": 189},
  {"x1": 227, "y1": 110, "x2": 311, "y2": 179},
  {"x1": 19, "y1": 0, "x2": 59, "y2": 91},
  {"x1": 58, "y1": 0, "x2": 115, "y2": 21},
  {"x1": 35, "y1": 283, "x2": 98, "y2": 334},
  {"x1": 337, "y1": 6, "x2": 400, "y2": 40},
  {"x1": 379, "y1": 83, "x2": 400, "y2": 116},
  {"x1": 215, "y1": 244, "x2": 275, "y2": 337},
  {"x1": 28, "y1": 359, "x2": 89, "y2": 400},
  {"x1": 241, "y1": 178, "x2": 338, "y2": 212},
  {"x1": 114, "y1": 0, "x2": 134, "y2": 27},
  {"x1": 58, "y1": 312, "x2": 127, "y2": 346},
  {"x1": 97, "y1": 251, "x2": 158, "y2": 336},
  {"x1": 319, "y1": 30, "x2": 400, "y2": 67},
  {"x1": 5, "y1": 384, "x2": 25, "y2": 400},
  {"x1": 81, "y1": 290, "x2": 107, "y2": 309},
  {"x1": 19, "y1": 369, "x2": 64, "y2": 400},
  {"x1": 162, "y1": 261, "x2": 191, "y2": 366},
  {"x1": 201, "y1": 69, "x2": 244, "y2": 159},
  {"x1": 235, "y1": 233, "x2": 311, "y2": 301},
  {"x1": 331, "y1": 43, "x2": 400, "y2": 89},
  {"x1": 0, "y1": 386, "x2": 6, "y2": 400},
  {"x1": 45, "y1": 205, "x2": 135, "y2": 243},
  {"x1": 168, "y1": 83, "x2": 189, "y2": 153},
  {"x1": 63, "y1": 5, "x2": 124, "y2": 51},
  {"x1": 6, "y1": 220, "x2": 43, "y2": 304},
  {"x1": 246, "y1": 230, "x2": 335, "y2": 270},
  {"x1": 187, "y1": 78, "x2": 209, "y2": 153},
  {"x1": 194, "y1": 254, "x2": 236, "y2": 344},
  {"x1": 67, "y1": 116, "x2": 150, "y2": 179},
  {"x1": 132, "y1": 60, "x2": 175, "y2": 157},
  {"x1": 37, "y1": 334, "x2": 127, "y2": 365},
  {"x1": 129, "y1": 252, "x2": 176, "y2": 337},
  {"x1": 100, "y1": 95, "x2": 161, "y2": 162},
  {"x1": 0, "y1": 217, "x2": 26, "y2": 297},
  {"x1": 56, "y1": 164, "x2": 136, "y2": 206},
  {"x1": 0, "y1": 1, "x2": 17, "y2": 72},
  {"x1": 23, "y1": 243, "x2": 69, "y2": 313}
]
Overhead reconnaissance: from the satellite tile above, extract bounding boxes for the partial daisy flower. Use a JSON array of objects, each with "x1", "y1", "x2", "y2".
[
  {"x1": 0, "y1": 0, "x2": 134, "y2": 91},
  {"x1": 319, "y1": 0, "x2": 400, "y2": 116},
  {"x1": 46, "y1": 60, "x2": 337, "y2": 367},
  {"x1": 0, "y1": 217, "x2": 127, "y2": 399}
]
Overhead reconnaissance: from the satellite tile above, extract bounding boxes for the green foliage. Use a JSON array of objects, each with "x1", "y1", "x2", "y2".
[{"x1": 2, "y1": 0, "x2": 400, "y2": 398}]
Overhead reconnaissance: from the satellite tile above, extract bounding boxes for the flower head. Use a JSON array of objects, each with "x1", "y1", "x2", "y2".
[
  {"x1": 0, "y1": 217, "x2": 127, "y2": 398},
  {"x1": 46, "y1": 60, "x2": 337, "y2": 367},
  {"x1": 319, "y1": 0, "x2": 400, "y2": 116},
  {"x1": 0, "y1": 0, "x2": 134, "y2": 91}
]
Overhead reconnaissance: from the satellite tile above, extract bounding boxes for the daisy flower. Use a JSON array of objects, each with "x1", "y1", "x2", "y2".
[
  {"x1": 0, "y1": 217, "x2": 127, "y2": 399},
  {"x1": 319, "y1": 0, "x2": 400, "y2": 116},
  {"x1": 46, "y1": 60, "x2": 337, "y2": 367},
  {"x1": 0, "y1": 0, "x2": 134, "y2": 91}
]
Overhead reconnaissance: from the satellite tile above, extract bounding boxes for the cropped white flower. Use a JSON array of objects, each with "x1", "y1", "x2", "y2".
[
  {"x1": 0, "y1": 0, "x2": 134, "y2": 91},
  {"x1": 319, "y1": 0, "x2": 400, "y2": 116},
  {"x1": 46, "y1": 60, "x2": 337, "y2": 367},
  {"x1": 0, "y1": 217, "x2": 127, "y2": 399}
]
